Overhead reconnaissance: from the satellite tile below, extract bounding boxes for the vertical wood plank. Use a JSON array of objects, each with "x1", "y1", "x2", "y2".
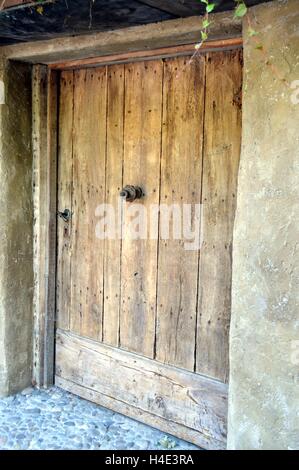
[
  {"x1": 196, "y1": 50, "x2": 242, "y2": 382},
  {"x1": 56, "y1": 70, "x2": 74, "y2": 331},
  {"x1": 32, "y1": 65, "x2": 47, "y2": 388},
  {"x1": 102, "y1": 64, "x2": 125, "y2": 346},
  {"x1": 120, "y1": 60, "x2": 163, "y2": 358},
  {"x1": 32, "y1": 65, "x2": 58, "y2": 387},
  {"x1": 155, "y1": 56, "x2": 205, "y2": 371},
  {"x1": 70, "y1": 67, "x2": 107, "y2": 340},
  {"x1": 45, "y1": 69, "x2": 59, "y2": 384}
]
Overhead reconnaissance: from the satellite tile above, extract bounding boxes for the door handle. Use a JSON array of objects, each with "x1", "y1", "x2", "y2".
[
  {"x1": 120, "y1": 185, "x2": 143, "y2": 202},
  {"x1": 57, "y1": 209, "x2": 71, "y2": 222}
]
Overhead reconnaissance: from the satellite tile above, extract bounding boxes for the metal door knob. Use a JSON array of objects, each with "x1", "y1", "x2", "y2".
[{"x1": 120, "y1": 185, "x2": 143, "y2": 202}]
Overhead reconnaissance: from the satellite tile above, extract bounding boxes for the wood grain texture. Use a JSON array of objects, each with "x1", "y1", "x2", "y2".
[
  {"x1": 45, "y1": 69, "x2": 59, "y2": 385},
  {"x1": 120, "y1": 60, "x2": 163, "y2": 357},
  {"x1": 55, "y1": 50, "x2": 242, "y2": 447},
  {"x1": 155, "y1": 55, "x2": 205, "y2": 371},
  {"x1": 56, "y1": 329, "x2": 228, "y2": 449},
  {"x1": 56, "y1": 376, "x2": 225, "y2": 449},
  {"x1": 32, "y1": 65, "x2": 58, "y2": 387},
  {"x1": 49, "y1": 39, "x2": 243, "y2": 70},
  {"x1": 102, "y1": 64, "x2": 125, "y2": 346},
  {"x1": 70, "y1": 67, "x2": 107, "y2": 340},
  {"x1": 56, "y1": 70, "x2": 74, "y2": 331},
  {"x1": 32, "y1": 65, "x2": 48, "y2": 387},
  {"x1": 1, "y1": 0, "x2": 30, "y2": 9},
  {"x1": 196, "y1": 50, "x2": 242, "y2": 382},
  {"x1": 1, "y1": 14, "x2": 242, "y2": 65}
]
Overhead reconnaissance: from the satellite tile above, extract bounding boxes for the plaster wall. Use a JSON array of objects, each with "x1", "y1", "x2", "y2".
[
  {"x1": 228, "y1": 0, "x2": 299, "y2": 450},
  {"x1": 0, "y1": 60, "x2": 33, "y2": 396}
]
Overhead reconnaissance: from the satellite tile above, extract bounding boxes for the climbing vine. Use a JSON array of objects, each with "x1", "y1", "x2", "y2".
[
  {"x1": 196, "y1": 0, "x2": 288, "y2": 86},
  {"x1": 0, "y1": 0, "x2": 291, "y2": 87},
  {"x1": 197, "y1": 0, "x2": 253, "y2": 49}
]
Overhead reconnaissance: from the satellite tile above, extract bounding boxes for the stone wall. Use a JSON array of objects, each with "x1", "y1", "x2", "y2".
[
  {"x1": 0, "y1": 60, "x2": 33, "y2": 396},
  {"x1": 228, "y1": 0, "x2": 299, "y2": 450}
]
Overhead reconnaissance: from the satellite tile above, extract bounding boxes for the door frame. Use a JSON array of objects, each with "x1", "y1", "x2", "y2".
[
  {"x1": 32, "y1": 38, "x2": 242, "y2": 391},
  {"x1": 32, "y1": 65, "x2": 59, "y2": 387}
]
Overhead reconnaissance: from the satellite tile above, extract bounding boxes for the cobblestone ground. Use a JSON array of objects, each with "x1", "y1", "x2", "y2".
[{"x1": 0, "y1": 386, "x2": 200, "y2": 450}]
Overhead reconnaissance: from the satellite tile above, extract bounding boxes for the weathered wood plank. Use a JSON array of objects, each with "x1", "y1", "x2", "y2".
[
  {"x1": 196, "y1": 50, "x2": 242, "y2": 382},
  {"x1": 45, "y1": 69, "x2": 59, "y2": 384},
  {"x1": 120, "y1": 60, "x2": 163, "y2": 358},
  {"x1": 155, "y1": 55, "x2": 205, "y2": 371},
  {"x1": 0, "y1": 13, "x2": 242, "y2": 65},
  {"x1": 32, "y1": 65, "x2": 48, "y2": 388},
  {"x1": 70, "y1": 67, "x2": 107, "y2": 340},
  {"x1": 1, "y1": 0, "x2": 30, "y2": 9},
  {"x1": 49, "y1": 39, "x2": 243, "y2": 70},
  {"x1": 55, "y1": 329, "x2": 227, "y2": 449},
  {"x1": 56, "y1": 70, "x2": 74, "y2": 331},
  {"x1": 32, "y1": 65, "x2": 58, "y2": 387},
  {"x1": 102, "y1": 64, "x2": 125, "y2": 346},
  {"x1": 56, "y1": 375, "x2": 225, "y2": 450}
]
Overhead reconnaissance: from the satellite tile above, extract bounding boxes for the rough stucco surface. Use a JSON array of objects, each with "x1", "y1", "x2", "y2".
[
  {"x1": 228, "y1": 0, "x2": 299, "y2": 450},
  {"x1": 0, "y1": 60, "x2": 33, "y2": 396}
]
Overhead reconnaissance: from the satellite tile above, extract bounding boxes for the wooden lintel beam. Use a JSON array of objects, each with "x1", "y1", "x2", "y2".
[{"x1": 49, "y1": 38, "x2": 242, "y2": 70}]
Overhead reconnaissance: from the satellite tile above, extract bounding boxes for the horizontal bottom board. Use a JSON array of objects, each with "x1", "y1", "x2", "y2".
[{"x1": 55, "y1": 329, "x2": 227, "y2": 450}]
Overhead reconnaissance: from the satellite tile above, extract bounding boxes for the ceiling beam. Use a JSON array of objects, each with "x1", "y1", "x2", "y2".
[
  {"x1": 0, "y1": 12, "x2": 241, "y2": 64},
  {"x1": 137, "y1": 0, "x2": 199, "y2": 17},
  {"x1": 1, "y1": 0, "x2": 26, "y2": 9},
  {"x1": 0, "y1": 0, "x2": 52, "y2": 11}
]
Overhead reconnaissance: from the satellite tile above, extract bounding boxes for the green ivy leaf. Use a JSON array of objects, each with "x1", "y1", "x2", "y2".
[
  {"x1": 202, "y1": 18, "x2": 210, "y2": 28},
  {"x1": 206, "y1": 3, "x2": 215, "y2": 13},
  {"x1": 201, "y1": 31, "x2": 208, "y2": 41},
  {"x1": 234, "y1": 3, "x2": 247, "y2": 18}
]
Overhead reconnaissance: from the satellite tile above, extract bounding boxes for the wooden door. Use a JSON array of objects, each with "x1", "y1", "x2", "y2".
[{"x1": 55, "y1": 49, "x2": 242, "y2": 450}]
